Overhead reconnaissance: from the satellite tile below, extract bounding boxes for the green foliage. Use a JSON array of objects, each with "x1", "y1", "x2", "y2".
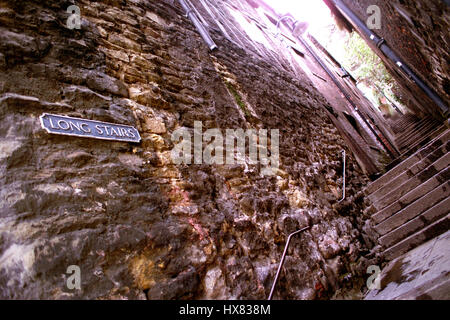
[
  {"x1": 225, "y1": 81, "x2": 252, "y2": 119},
  {"x1": 342, "y1": 32, "x2": 401, "y2": 104}
]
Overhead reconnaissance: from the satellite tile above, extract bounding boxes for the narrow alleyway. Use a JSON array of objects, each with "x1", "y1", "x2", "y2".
[{"x1": 0, "y1": 0, "x2": 448, "y2": 301}]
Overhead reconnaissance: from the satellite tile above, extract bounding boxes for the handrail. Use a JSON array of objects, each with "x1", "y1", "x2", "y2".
[
  {"x1": 339, "y1": 150, "x2": 346, "y2": 202},
  {"x1": 268, "y1": 226, "x2": 311, "y2": 300}
]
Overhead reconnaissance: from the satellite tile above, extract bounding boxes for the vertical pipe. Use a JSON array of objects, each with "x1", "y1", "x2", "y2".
[
  {"x1": 186, "y1": 0, "x2": 209, "y2": 27},
  {"x1": 198, "y1": 0, "x2": 239, "y2": 46},
  {"x1": 178, "y1": 0, "x2": 218, "y2": 51}
]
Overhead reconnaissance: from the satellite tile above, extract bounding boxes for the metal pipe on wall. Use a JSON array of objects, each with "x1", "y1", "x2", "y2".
[
  {"x1": 332, "y1": 0, "x2": 449, "y2": 117},
  {"x1": 178, "y1": 0, "x2": 218, "y2": 51}
]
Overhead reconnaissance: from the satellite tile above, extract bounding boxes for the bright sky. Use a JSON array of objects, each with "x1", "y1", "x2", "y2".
[{"x1": 263, "y1": 0, "x2": 335, "y2": 37}]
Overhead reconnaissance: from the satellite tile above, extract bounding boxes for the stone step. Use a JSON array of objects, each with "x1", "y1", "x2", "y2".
[
  {"x1": 397, "y1": 132, "x2": 436, "y2": 154},
  {"x1": 379, "y1": 196, "x2": 450, "y2": 248},
  {"x1": 394, "y1": 118, "x2": 423, "y2": 130},
  {"x1": 392, "y1": 114, "x2": 419, "y2": 126},
  {"x1": 382, "y1": 213, "x2": 450, "y2": 261},
  {"x1": 396, "y1": 120, "x2": 439, "y2": 146},
  {"x1": 393, "y1": 121, "x2": 421, "y2": 134},
  {"x1": 392, "y1": 125, "x2": 410, "y2": 134},
  {"x1": 374, "y1": 180, "x2": 450, "y2": 234},
  {"x1": 395, "y1": 124, "x2": 447, "y2": 157},
  {"x1": 367, "y1": 141, "x2": 449, "y2": 204},
  {"x1": 396, "y1": 126, "x2": 437, "y2": 149},
  {"x1": 396, "y1": 114, "x2": 420, "y2": 123},
  {"x1": 369, "y1": 151, "x2": 450, "y2": 210},
  {"x1": 375, "y1": 126, "x2": 448, "y2": 184},
  {"x1": 398, "y1": 278, "x2": 450, "y2": 300},
  {"x1": 367, "y1": 231, "x2": 450, "y2": 299},
  {"x1": 395, "y1": 118, "x2": 435, "y2": 141},
  {"x1": 364, "y1": 129, "x2": 450, "y2": 195}
]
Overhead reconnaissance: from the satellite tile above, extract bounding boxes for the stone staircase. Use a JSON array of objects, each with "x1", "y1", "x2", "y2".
[
  {"x1": 364, "y1": 127, "x2": 450, "y2": 261},
  {"x1": 390, "y1": 114, "x2": 445, "y2": 154}
]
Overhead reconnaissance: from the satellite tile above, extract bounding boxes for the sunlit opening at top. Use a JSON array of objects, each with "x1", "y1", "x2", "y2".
[{"x1": 264, "y1": 0, "x2": 335, "y2": 38}]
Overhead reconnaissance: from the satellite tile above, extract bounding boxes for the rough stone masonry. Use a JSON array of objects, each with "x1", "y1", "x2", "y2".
[{"x1": 0, "y1": 0, "x2": 378, "y2": 299}]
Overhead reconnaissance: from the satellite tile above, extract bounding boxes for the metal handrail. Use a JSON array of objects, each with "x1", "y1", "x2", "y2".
[
  {"x1": 339, "y1": 150, "x2": 346, "y2": 202},
  {"x1": 268, "y1": 226, "x2": 310, "y2": 300}
]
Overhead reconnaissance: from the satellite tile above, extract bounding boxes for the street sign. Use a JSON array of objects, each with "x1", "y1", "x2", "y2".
[{"x1": 40, "y1": 113, "x2": 141, "y2": 143}]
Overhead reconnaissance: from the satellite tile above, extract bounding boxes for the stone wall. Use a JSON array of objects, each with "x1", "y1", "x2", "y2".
[{"x1": 0, "y1": 0, "x2": 376, "y2": 299}]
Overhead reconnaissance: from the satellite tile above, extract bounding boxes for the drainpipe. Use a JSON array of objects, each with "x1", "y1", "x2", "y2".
[
  {"x1": 178, "y1": 0, "x2": 218, "y2": 51},
  {"x1": 332, "y1": 0, "x2": 449, "y2": 116}
]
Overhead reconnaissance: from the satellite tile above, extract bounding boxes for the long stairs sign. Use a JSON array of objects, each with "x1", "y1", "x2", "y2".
[{"x1": 40, "y1": 113, "x2": 141, "y2": 143}]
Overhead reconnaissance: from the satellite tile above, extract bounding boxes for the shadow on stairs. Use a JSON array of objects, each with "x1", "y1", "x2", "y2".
[{"x1": 362, "y1": 124, "x2": 450, "y2": 299}]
